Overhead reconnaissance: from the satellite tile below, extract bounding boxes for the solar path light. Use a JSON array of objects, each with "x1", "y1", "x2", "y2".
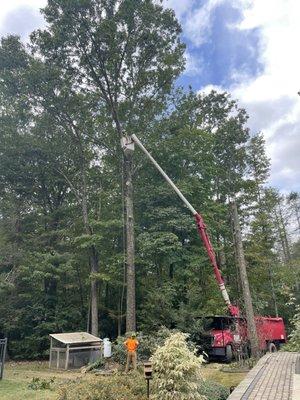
[
  {"x1": 0, "y1": 338, "x2": 7, "y2": 380},
  {"x1": 144, "y1": 361, "x2": 153, "y2": 399}
]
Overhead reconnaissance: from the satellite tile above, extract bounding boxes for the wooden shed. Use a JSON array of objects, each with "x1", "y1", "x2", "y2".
[{"x1": 49, "y1": 332, "x2": 102, "y2": 370}]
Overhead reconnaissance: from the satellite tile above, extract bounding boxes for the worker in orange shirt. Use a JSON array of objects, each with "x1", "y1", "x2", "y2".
[{"x1": 124, "y1": 333, "x2": 139, "y2": 373}]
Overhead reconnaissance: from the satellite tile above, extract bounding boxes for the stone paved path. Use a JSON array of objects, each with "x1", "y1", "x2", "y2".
[{"x1": 228, "y1": 352, "x2": 299, "y2": 400}]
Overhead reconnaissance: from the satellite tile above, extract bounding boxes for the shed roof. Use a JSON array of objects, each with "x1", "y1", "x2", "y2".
[{"x1": 49, "y1": 332, "x2": 102, "y2": 345}]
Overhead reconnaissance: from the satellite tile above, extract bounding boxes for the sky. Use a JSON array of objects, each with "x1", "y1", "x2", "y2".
[{"x1": 0, "y1": 0, "x2": 299, "y2": 193}]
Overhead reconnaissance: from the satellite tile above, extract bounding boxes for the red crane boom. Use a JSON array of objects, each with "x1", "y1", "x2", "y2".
[{"x1": 122, "y1": 134, "x2": 240, "y2": 317}]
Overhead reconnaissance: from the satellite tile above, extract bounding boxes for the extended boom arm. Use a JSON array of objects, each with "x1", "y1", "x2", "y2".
[{"x1": 122, "y1": 134, "x2": 239, "y2": 317}]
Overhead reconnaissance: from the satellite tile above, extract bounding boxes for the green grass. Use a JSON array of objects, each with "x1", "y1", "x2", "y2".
[
  {"x1": 0, "y1": 360, "x2": 247, "y2": 399},
  {"x1": 0, "y1": 379, "x2": 56, "y2": 400},
  {"x1": 202, "y1": 363, "x2": 247, "y2": 388},
  {"x1": 0, "y1": 361, "x2": 78, "y2": 400}
]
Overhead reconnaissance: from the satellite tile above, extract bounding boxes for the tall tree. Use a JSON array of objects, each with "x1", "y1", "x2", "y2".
[
  {"x1": 0, "y1": 35, "x2": 109, "y2": 336},
  {"x1": 245, "y1": 136, "x2": 280, "y2": 316},
  {"x1": 31, "y1": 0, "x2": 185, "y2": 332},
  {"x1": 287, "y1": 192, "x2": 300, "y2": 234},
  {"x1": 193, "y1": 91, "x2": 260, "y2": 356},
  {"x1": 231, "y1": 201, "x2": 259, "y2": 357}
]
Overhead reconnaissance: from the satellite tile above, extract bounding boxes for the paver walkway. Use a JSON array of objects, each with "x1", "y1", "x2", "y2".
[{"x1": 228, "y1": 352, "x2": 299, "y2": 400}]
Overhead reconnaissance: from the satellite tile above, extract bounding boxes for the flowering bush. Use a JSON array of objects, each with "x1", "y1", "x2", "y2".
[{"x1": 150, "y1": 332, "x2": 205, "y2": 400}]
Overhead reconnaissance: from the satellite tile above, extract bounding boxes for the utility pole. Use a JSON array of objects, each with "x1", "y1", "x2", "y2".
[{"x1": 231, "y1": 200, "x2": 260, "y2": 358}]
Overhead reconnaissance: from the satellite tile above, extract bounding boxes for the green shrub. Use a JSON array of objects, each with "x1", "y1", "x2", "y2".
[
  {"x1": 111, "y1": 336, "x2": 127, "y2": 364},
  {"x1": 112, "y1": 327, "x2": 173, "y2": 364},
  {"x1": 138, "y1": 327, "x2": 173, "y2": 360},
  {"x1": 28, "y1": 377, "x2": 55, "y2": 390},
  {"x1": 150, "y1": 332, "x2": 205, "y2": 400},
  {"x1": 284, "y1": 309, "x2": 300, "y2": 352},
  {"x1": 198, "y1": 379, "x2": 229, "y2": 400},
  {"x1": 58, "y1": 373, "x2": 146, "y2": 400}
]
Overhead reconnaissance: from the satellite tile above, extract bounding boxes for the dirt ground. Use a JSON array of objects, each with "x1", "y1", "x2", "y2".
[{"x1": 0, "y1": 360, "x2": 247, "y2": 399}]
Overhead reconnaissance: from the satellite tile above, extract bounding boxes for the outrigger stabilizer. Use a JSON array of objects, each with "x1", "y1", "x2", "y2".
[{"x1": 121, "y1": 134, "x2": 240, "y2": 317}]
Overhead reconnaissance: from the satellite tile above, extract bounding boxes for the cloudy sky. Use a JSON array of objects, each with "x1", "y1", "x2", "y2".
[{"x1": 0, "y1": 0, "x2": 299, "y2": 193}]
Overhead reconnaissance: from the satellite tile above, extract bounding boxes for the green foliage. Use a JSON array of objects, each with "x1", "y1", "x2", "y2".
[
  {"x1": 112, "y1": 327, "x2": 172, "y2": 364},
  {"x1": 58, "y1": 373, "x2": 146, "y2": 400},
  {"x1": 0, "y1": 0, "x2": 298, "y2": 363},
  {"x1": 138, "y1": 283, "x2": 178, "y2": 331},
  {"x1": 58, "y1": 367, "x2": 229, "y2": 400},
  {"x1": 73, "y1": 234, "x2": 103, "y2": 249},
  {"x1": 150, "y1": 332, "x2": 204, "y2": 400},
  {"x1": 284, "y1": 308, "x2": 300, "y2": 351},
  {"x1": 137, "y1": 327, "x2": 173, "y2": 361},
  {"x1": 28, "y1": 377, "x2": 55, "y2": 391},
  {"x1": 198, "y1": 379, "x2": 229, "y2": 400},
  {"x1": 111, "y1": 336, "x2": 127, "y2": 365}
]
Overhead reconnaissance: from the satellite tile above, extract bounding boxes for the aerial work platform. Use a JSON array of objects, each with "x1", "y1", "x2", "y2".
[{"x1": 228, "y1": 352, "x2": 299, "y2": 400}]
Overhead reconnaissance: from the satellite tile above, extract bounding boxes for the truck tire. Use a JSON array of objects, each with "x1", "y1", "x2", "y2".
[
  {"x1": 268, "y1": 342, "x2": 277, "y2": 353},
  {"x1": 225, "y1": 345, "x2": 233, "y2": 363}
]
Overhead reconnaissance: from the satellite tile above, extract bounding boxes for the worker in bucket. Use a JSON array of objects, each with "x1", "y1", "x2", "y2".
[{"x1": 124, "y1": 333, "x2": 139, "y2": 372}]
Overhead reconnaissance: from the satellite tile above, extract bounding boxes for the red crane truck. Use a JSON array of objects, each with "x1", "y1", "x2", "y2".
[
  {"x1": 198, "y1": 315, "x2": 286, "y2": 361},
  {"x1": 122, "y1": 135, "x2": 287, "y2": 361}
]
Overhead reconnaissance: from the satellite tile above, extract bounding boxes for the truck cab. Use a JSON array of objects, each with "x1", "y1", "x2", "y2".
[
  {"x1": 197, "y1": 316, "x2": 247, "y2": 362},
  {"x1": 196, "y1": 315, "x2": 287, "y2": 362}
]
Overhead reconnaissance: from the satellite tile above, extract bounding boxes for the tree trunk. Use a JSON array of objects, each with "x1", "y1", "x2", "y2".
[
  {"x1": 231, "y1": 200, "x2": 260, "y2": 358},
  {"x1": 274, "y1": 210, "x2": 289, "y2": 262},
  {"x1": 110, "y1": 110, "x2": 136, "y2": 334},
  {"x1": 268, "y1": 265, "x2": 278, "y2": 317},
  {"x1": 90, "y1": 247, "x2": 99, "y2": 336},
  {"x1": 278, "y1": 205, "x2": 291, "y2": 262},
  {"x1": 123, "y1": 151, "x2": 136, "y2": 333},
  {"x1": 81, "y1": 161, "x2": 99, "y2": 336}
]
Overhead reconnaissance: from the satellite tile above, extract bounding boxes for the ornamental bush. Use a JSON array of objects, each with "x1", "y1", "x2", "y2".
[{"x1": 150, "y1": 332, "x2": 205, "y2": 400}]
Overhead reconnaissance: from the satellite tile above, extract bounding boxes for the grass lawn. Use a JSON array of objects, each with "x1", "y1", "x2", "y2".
[
  {"x1": 0, "y1": 360, "x2": 247, "y2": 400},
  {"x1": 0, "y1": 361, "x2": 81, "y2": 400},
  {"x1": 202, "y1": 362, "x2": 248, "y2": 388}
]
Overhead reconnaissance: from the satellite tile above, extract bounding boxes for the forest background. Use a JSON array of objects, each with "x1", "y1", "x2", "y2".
[{"x1": 0, "y1": 0, "x2": 299, "y2": 359}]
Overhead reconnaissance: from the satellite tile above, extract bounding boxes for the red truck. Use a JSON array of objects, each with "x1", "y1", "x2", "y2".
[
  {"x1": 122, "y1": 135, "x2": 287, "y2": 361},
  {"x1": 199, "y1": 315, "x2": 286, "y2": 362}
]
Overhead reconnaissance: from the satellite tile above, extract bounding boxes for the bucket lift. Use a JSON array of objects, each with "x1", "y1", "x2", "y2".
[{"x1": 122, "y1": 134, "x2": 239, "y2": 317}]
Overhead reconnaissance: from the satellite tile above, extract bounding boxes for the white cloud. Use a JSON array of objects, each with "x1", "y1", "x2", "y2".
[
  {"x1": 184, "y1": 51, "x2": 203, "y2": 76},
  {"x1": 168, "y1": 0, "x2": 300, "y2": 192},
  {"x1": 162, "y1": 0, "x2": 195, "y2": 19},
  {"x1": 184, "y1": 0, "x2": 224, "y2": 46},
  {"x1": 163, "y1": 0, "x2": 225, "y2": 46},
  {"x1": 0, "y1": 0, "x2": 46, "y2": 40},
  {"x1": 200, "y1": 84, "x2": 223, "y2": 95},
  {"x1": 230, "y1": 0, "x2": 300, "y2": 191}
]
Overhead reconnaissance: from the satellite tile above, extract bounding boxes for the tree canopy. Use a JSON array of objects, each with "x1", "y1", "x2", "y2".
[{"x1": 0, "y1": 1, "x2": 299, "y2": 359}]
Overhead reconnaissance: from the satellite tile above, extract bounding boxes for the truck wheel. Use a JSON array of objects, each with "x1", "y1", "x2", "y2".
[
  {"x1": 268, "y1": 342, "x2": 277, "y2": 353},
  {"x1": 225, "y1": 345, "x2": 233, "y2": 363}
]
